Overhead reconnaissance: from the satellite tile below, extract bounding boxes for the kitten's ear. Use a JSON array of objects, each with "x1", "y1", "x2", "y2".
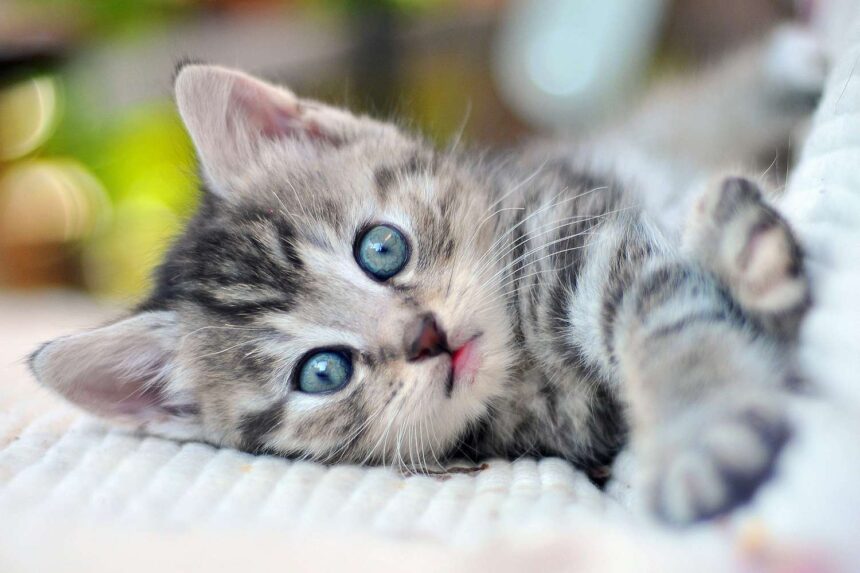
[
  {"x1": 174, "y1": 64, "x2": 376, "y2": 194},
  {"x1": 29, "y1": 311, "x2": 201, "y2": 440}
]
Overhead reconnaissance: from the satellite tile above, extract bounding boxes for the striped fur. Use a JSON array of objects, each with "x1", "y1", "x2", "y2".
[{"x1": 30, "y1": 27, "x2": 822, "y2": 524}]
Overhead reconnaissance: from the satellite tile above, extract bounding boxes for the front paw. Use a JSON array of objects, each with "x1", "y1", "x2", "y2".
[
  {"x1": 642, "y1": 399, "x2": 792, "y2": 525},
  {"x1": 685, "y1": 177, "x2": 811, "y2": 339}
]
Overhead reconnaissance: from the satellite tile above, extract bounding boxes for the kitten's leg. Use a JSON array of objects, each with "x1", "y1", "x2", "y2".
[
  {"x1": 600, "y1": 24, "x2": 825, "y2": 174},
  {"x1": 599, "y1": 227, "x2": 798, "y2": 524},
  {"x1": 684, "y1": 175, "x2": 811, "y2": 341}
]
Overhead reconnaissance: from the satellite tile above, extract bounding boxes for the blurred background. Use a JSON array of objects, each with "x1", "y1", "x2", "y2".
[{"x1": 0, "y1": 0, "x2": 801, "y2": 304}]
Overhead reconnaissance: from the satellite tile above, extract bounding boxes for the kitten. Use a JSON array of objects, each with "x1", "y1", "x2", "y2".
[{"x1": 29, "y1": 26, "x2": 822, "y2": 525}]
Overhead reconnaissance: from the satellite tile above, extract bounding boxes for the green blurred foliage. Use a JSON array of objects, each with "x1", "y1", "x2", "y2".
[
  {"x1": 41, "y1": 76, "x2": 199, "y2": 298},
  {"x1": 29, "y1": 0, "x2": 192, "y2": 37}
]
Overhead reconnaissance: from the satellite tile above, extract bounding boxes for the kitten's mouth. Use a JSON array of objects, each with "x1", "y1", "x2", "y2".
[{"x1": 445, "y1": 335, "x2": 482, "y2": 395}]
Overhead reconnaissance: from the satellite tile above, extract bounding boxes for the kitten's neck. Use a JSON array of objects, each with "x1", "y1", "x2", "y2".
[{"x1": 451, "y1": 154, "x2": 630, "y2": 470}]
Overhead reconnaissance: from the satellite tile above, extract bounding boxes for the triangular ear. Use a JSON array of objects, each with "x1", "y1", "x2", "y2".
[
  {"x1": 29, "y1": 311, "x2": 201, "y2": 440},
  {"x1": 174, "y1": 64, "x2": 377, "y2": 195}
]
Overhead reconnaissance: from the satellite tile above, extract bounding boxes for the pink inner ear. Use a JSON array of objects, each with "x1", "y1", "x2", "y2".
[
  {"x1": 31, "y1": 310, "x2": 197, "y2": 424},
  {"x1": 232, "y1": 78, "x2": 337, "y2": 144},
  {"x1": 69, "y1": 375, "x2": 164, "y2": 417},
  {"x1": 63, "y1": 359, "x2": 169, "y2": 420}
]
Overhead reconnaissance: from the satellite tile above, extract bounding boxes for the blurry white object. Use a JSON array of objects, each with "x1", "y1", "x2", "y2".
[
  {"x1": 494, "y1": 0, "x2": 666, "y2": 131},
  {"x1": 805, "y1": 0, "x2": 860, "y2": 57}
]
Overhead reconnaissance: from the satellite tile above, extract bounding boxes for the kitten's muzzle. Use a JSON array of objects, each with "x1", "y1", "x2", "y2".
[{"x1": 404, "y1": 312, "x2": 450, "y2": 362}]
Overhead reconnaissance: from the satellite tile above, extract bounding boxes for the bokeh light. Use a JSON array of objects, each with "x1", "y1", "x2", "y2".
[
  {"x1": 98, "y1": 104, "x2": 199, "y2": 215},
  {"x1": 0, "y1": 159, "x2": 109, "y2": 245},
  {"x1": 494, "y1": 0, "x2": 666, "y2": 129},
  {"x1": 0, "y1": 76, "x2": 61, "y2": 161},
  {"x1": 82, "y1": 195, "x2": 180, "y2": 299}
]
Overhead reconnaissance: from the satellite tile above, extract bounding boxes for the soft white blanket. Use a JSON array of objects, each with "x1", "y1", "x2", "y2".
[{"x1": 2, "y1": 8, "x2": 860, "y2": 572}]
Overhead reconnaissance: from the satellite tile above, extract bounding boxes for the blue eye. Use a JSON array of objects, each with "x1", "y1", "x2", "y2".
[
  {"x1": 297, "y1": 350, "x2": 352, "y2": 394},
  {"x1": 356, "y1": 224, "x2": 409, "y2": 280}
]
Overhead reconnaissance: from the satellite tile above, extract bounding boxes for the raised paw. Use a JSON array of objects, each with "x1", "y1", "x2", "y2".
[
  {"x1": 643, "y1": 398, "x2": 792, "y2": 526},
  {"x1": 685, "y1": 176, "x2": 810, "y2": 338},
  {"x1": 763, "y1": 24, "x2": 827, "y2": 109}
]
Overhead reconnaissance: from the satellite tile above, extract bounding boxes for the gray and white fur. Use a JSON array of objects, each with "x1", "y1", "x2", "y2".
[{"x1": 30, "y1": 25, "x2": 823, "y2": 525}]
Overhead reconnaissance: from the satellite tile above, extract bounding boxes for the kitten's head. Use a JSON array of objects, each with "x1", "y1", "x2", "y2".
[{"x1": 30, "y1": 65, "x2": 515, "y2": 467}]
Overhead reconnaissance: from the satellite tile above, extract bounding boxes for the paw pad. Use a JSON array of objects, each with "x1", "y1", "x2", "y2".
[{"x1": 648, "y1": 402, "x2": 792, "y2": 525}]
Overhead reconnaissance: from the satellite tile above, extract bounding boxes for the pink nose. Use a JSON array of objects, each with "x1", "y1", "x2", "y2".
[{"x1": 405, "y1": 313, "x2": 449, "y2": 362}]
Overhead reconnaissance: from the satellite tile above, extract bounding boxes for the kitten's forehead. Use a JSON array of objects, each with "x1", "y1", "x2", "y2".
[
  {"x1": 231, "y1": 146, "x2": 442, "y2": 250},
  {"x1": 246, "y1": 143, "x2": 462, "y2": 261}
]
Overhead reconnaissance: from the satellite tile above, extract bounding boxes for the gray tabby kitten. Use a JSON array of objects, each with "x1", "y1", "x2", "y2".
[{"x1": 30, "y1": 26, "x2": 822, "y2": 525}]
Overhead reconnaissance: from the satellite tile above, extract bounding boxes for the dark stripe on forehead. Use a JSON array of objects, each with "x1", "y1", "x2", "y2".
[
  {"x1": 373, "y1": 151, "x2": 437, "y2": 199},
  {"x1": 403, "y1": 152, "x2": 437, "y2": 176},
  {"x1": 192, "y1": 297, "x2": 294, "y2": 320},
  {"x1": 374, "y1": 165, "x2": 396, "y2": 195},
  {"x1": 273, "y1": 218, "x2": 305, "y2": 269},
  {"x1": 149, "y1": 202, "x2": 307, "y2": 319},
  {"x1": 239, "y1": 403, "x2": 284, "y2": 452},
  {"x1": 237, "y1": 347, "x2": 278, "y2": 378}
]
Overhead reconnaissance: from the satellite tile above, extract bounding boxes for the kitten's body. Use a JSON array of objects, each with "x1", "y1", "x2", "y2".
[{"x1": 30, "y1": 26, "x2": 822, "y2": 524}]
